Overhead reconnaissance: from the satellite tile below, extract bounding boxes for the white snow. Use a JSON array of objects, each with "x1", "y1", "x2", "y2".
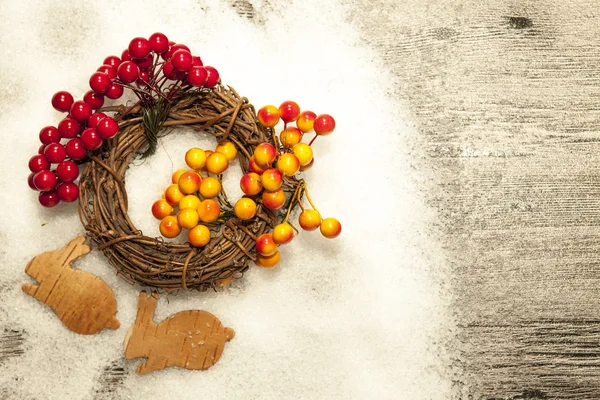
[{"x1": 0, "y1": 0, "x2": 453, "y2": 399}]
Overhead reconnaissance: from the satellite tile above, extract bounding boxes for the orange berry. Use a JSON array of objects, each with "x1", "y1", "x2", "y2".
[
  {"x1": 206, "y1": 152, "x2": 229, "y2": 174},
  {"x1": 185, "y1": 147, "x2": 207, "y2": 169},
  {"x1": 198, "y1": 199, "x2": 221, "y2": 223},
  {"x1": 272, "y1": 223, "x2": 294, "y2": 245},
  {"x1": 249, "y1": 156, "x2": 267, "y2": 174},
  {"x1": 314, "y1": 114, "x2": 335, "y2": 135},
  {"x1": 177, "y1": 208, "x2": 199, "y2": 229},
  {"x1": 159, "y1": 215, "x2": 181, "y2": 238},
  {"x1": 178, "y1": 171, "x2": 202, "y2": 194},
  {"x1": 280, "y1": 127, "x2": 303, "y2": 148},
  {"x1": 204, "y1": 149, "x2": 214, "y2": 159},
  {"x1": 199, "y1": 176, "x2": 221, "y2": 198},
  {"x1": 300, "y1": 157, "x2": 314, "y2": 171},
  {"x1": 215, "y1": 141, "x2": 238, "y2": 161},
  {"x1": 179, "y1": 194, "x2": 201, "y2": 211},
  {"x1": 253, "y1": 143, "x2": 277, "y2": 167},
  {"x1": 152, "y1": 199, "x2": 174, "y2": 220},
  {"x1": 188, "y1": 224, "x2": 211, "y2": 247},
  {"x1": 171, "y1": 169, "x2": 187, "y2": 184},
  {"x1": 296, "y1": 110, "x2": 317, "y2": 133},
  {"x1": 257, "y1": 105, "x2": 281, "y2": 128},
  {"x1": 234, "y1": 198, "x2": 257, "y2": 220},
  {"x1": 256, "y1": 233, "x2": 278, "y2": 256},
  {"x1": 292, "y1": 143, "x2": 313, "y2": 166},
  {"x1": 165, "y1": 184, "x2": 184, "y2": 206},
  {"x1": 279, "y1": 101, "x2": 301, "y2": 123},
  {"x1": 299, "y1": 209, "x2": 321, "y2": 231},
  {"x1": 255, "y1": 251, "x2": 280, "y2": 268},
  {"x1": 320, "y1": 217, "x2": 342, "y2": 239},
  {"x1": 262, "y1": 189, "x2": 286, "y2": 210},
  {"x1": 261, "y1": 168, "x2": 283, "y2": 192},
  {"x1": 240, "y1": 172, "x2": 263, "y2": 196},
  {"x1": 276, "y1": 153, "x2": 300, "y2": 176}
]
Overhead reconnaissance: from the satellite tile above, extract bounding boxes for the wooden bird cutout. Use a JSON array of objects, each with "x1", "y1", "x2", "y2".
[
  {"x1": 124, "y1": 292, "x2": 235, "y2": 375},
  {"x1": 22, "y1": 236, "x2": 120, "y2": 335}
]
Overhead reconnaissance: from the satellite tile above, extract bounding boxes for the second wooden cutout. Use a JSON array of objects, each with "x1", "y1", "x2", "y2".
[{"x1": 124, "y1": 292, "x2": 235, "y2": 374}]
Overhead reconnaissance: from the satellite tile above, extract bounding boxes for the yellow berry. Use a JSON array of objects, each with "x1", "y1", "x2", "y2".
[
  {"x1": 240, "y1": 172, "x2": 263, "y2": 196},
  {"x1": 234, "y1": 198, "x2": 257, "y2": 220},
  {"x1": 280, "y1": 127, "x2": 303, "y2": 148},
  {"x1": 299, "y1": 209, "x2": 321, "y2": 231},
  {"x1": 276, "y1": 153, "x2": 300, "y2": 176},
  {"x1": 296, "y1": 111, "x2": 317, "y2": 133},
  {"x1": 253, "y1": 143, "x2": 277, "y2": 167},
  {"x1": 199, "y1": 176, "x2": 221, "y2": 199},
  {"x1": 188, "y1": 224, "x2": 211, "y2": 247},
  {"x1": 255, "y1": 251, "x2": 281, "y2": 268},
  {"x1": 257, "y1": 105, "x2": 281, "y2": 128},
  {"x1": 272, "y1": 223, "x2": 294, "y2": 245},
  {"x1": 171, "y1": 169, "x2": 187, "y2": 184},
  {"x1": 178, "y1": 171, "x2": 202, "y2": 194},
  {"x1": 206, "y1": 152, "x2": 229, "y2": 174},
  {"x1": 261, "y1": 168, "x2": 283, "y2": 192},
  {"x1": 292, "y1": 143, "x2": 313, "y2": 166},
  {"x1": 152, "y1": 199, "x2": 173, "y2": 220},
  {"x1": 159, "y1": 215, "x2": 181, "y2": 238},
  {"x1": 215, "y1": 141, "x2": 238, "y2": 161},
  {"x1": 185, "y1": 147, "x2": 207, "y2": 170},
  {"x1": 320, "y1": 217, "x2": 342, "y2": 239},
  {"x1": 165, "y1": 184, "x2": 184, "y2": 206},
  {"x1": 262, "y1": 189, "x2": 286, "y2": 210},
  {"x1": 256, "y1": 233, "x2": 278, "y2": 256},
  {"x1": 177, "y1": 208, "x2": 200, "y2": 229},
  {"x1": 179, "y1": 194, "x2": 201, "y2": 211},
  {"x1": 249, "y1": 156, "x2": 267, "y2": 174},
  {"x1": 299, "y1": 158, "x2": 314, "y2": 171},
  {"x1": 198, "y1": 199, "x2": 221, "y2": 223}
]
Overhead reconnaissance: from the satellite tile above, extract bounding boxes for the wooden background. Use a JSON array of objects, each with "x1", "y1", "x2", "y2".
[{"x1": 346, "y1": 0, "x2": 600, "y2": 398}]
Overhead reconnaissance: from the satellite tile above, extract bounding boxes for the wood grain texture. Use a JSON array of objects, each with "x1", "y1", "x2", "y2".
[{"x1": 345, "y1": 0, "x2": 600, "y2": 398}]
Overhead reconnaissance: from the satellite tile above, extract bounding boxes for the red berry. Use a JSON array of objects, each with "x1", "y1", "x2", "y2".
[
  {"x1": 171, "y1": 43, "x2": 190, "y2": 54},
  {"x1": 43, "y1": 143, "x2": 67, "y2": 164},
  {"x1": 204, "y1": 66, "x2": 219, "y2": 88},
  {"x1": 38, "y1": 144, "x2": 45, "y2": 154},
  {"x1": 97, "y1": 64, "x2": 117, "y2": 79},
  {"x1": 39, "y1": 126, "x2": 60, "y2": 145},
  {"x1": 87, "y1": 112, "x2": 106, "y2": 128},
  {"x1": 57, "y1": 183, "x2": 79, "y2": 202},
  {"x1": 192, "y1": 56, "x2": 203, "y2": 67},
  {"x1": 39, "y1": 191, "x2": 60, "y2": 208},
  {"x1": 69, "y1": 101, "x2": 92, "y2": 122},
  {"x1": 89, "y1": 72, "x2": 112, "y2": 93},
  {"x1": 105, "y1": 83, "x2": 124, "y2": 99},
  {"x1": 80, "y1": 128, "x2": 103, "y2": 150},
  {"x1": 162, "y1": 60, "x2": 183, "y2": 80},
  {"x1": 313, "y1": 114, "x2": 336, "y2": 135},
  {"x1": 103, "y1": 56, "x2": 121, "y2": 69},
  {"x1": 121, "y1": 49, "x2": 132, "y2": 61},
  {"x1": 134, "y1": 55, "x2": 153, "y2": 71},
  {"x1": 129, "y1": 37, "x2": 151, "y2": 59},
  {"x1": 117, "y1": 61, "x2": 139, "y2": 83},
  {"x1": 279, "y1": 101, "x2": 301, "y2": 123},
  {"x1": 138, "y1": 71, "x2": 150, "y2": 84},
  {"x1": 161, "y1": 41, "x2": 176, "y2": 60},
  {"x1": 51, "y1": 91, "x2": 74, "y2": 112},
  {"x1": 171, "y1": 49, "x2": 192, "y2": 71},
  {"x1": 96, "y1": 117, "x2": 119, "y2": 139},
  {"x1": 56, "y1": 161, "x2": 79, "y2": 182},
  {"x1": 187, "y1": 66, "x2": 208, "y2": 86},
  {"x1": 149, "y1": 32, "x2": 169, "y2": 53},
  {"x1": 57, "y1": 117, "x2": 81, "y2": 138},
  {"x1": 83, "y1": 90, "x2": 105, "y2": 109},
  {"x1": 65, "y1": 138, "x2": 87, "y2": 160},
  {"x1": 28, "y1": 173, "x2": 37, "y2": 190},
  {"x1": 33, "y1": 170, "x2": 57, "y2": 191},
  {"x1": 29, "y1": 154, "x2": 50, "y2": 173}
]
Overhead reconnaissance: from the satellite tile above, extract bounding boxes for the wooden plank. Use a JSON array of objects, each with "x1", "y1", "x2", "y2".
[{"x1": 346, "y1": 0, "x2": 600, "y2": 397}]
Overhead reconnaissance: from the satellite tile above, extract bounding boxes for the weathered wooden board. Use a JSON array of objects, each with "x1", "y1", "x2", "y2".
[{"x1": 346, "y1": 0, "x2": 600, "y2": 398}]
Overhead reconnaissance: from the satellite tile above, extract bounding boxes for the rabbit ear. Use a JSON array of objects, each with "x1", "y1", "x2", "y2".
[
  {"x1": 135, "y1": 291, "x2": 158, "y2": 325},
  {"x1": 57, "y1": 236, "x2": 91, "y2": 268}
]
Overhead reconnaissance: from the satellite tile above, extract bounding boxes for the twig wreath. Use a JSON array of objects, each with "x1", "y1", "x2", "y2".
[{"x1": 27, "y1": 33, "x2": 341, "y2": 291}]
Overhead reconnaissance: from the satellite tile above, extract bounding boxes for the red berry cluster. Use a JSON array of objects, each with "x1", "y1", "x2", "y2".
[{"x1": 28, "y1": 33, "x2": 221, "y2": 208}]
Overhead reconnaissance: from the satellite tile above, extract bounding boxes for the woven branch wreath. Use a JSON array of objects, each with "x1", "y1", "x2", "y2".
[{"x1": 27, "y1": 34, "x2": 341, "y2": 291}]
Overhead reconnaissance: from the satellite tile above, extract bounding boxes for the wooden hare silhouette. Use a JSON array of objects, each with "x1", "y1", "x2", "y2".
[
  {"x1": 124, "y1": 292, "x2": 235, "y2": 374},
  {"x1": 22, "y1": 236, "x2": 120, "y2": 335}
]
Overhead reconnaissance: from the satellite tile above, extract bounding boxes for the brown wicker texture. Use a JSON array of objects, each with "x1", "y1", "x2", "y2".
[{"x1": 78, "y1": 84, "x2": 299, "y2": 291}]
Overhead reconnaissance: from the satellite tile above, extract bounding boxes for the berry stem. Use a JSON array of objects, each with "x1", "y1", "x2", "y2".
[
  {"x1": 302, "y1": 181, "x2": 320, "y2": 214},
  {"x1": 284, "y1": 180, "x2": 305, "y2": 223},
  {"x1": 308, "y1": 135, "x2": 318, "y2": 146}
]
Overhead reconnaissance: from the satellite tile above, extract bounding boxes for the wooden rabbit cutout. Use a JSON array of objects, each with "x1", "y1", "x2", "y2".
[
  {"x1": 22, "y1": 236, "x2": 120, "y2": 335},
  {"x1": 125, "y1": 292, "x2": 235, "y2": 374}
]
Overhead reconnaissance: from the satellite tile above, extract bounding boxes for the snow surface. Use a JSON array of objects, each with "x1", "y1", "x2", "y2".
[{"x1": 0, "y1": 0, "x2": 454, "y2": 398}]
